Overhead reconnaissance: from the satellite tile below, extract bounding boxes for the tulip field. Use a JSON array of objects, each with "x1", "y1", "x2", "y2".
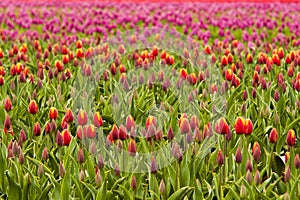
[{"x1": 1, "y1": 1, "x2": 300, "y2": 199}]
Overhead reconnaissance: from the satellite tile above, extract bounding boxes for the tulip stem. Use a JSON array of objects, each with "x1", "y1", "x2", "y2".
[
  {"x1": 175, "y1": 161, "x2": 179, "y2": 191},
  {"x1": 269, "y1": 144, "x2": 274, "y2": 177},
  {"x1": 223, "y1": 137, "x2": 226, "y2": 183}
]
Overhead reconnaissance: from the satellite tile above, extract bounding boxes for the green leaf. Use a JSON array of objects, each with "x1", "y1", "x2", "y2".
[
  {"x1": 61, "y1": 168, "x2": 71, "y2": 200},
  {"x1": 193, "y1": 179, "x2": 203, "y2": 200},
  {"x1": 5, "y1": 170, "x2": 22, "y2": 200},
  {"x1": 167, "y1": 186, "x2": 193, "y2": 200}
]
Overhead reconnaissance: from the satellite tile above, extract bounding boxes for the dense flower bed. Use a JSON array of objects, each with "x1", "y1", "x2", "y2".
[{"x1": 0, "y1": 2, "x2": 300, "y2": 199}]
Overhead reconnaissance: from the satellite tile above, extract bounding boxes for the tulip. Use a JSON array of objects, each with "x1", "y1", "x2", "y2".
[
  {"x1": 61, "y1": 129, "x2": 72, "y2": 146},
  {"x1": 167, "y1": 127, "x2": 174, "y2": 140},
  {"x1": 49, "y1": 107, "x2": 58, "y2": 120},
  {"x1": 95, "y1": 171, "x2": 102, "y2": 186},
  {"x1": 215, "y1": 117, "x2": 229, "y2": 135},
  {"x1": 33, "y1": 122, "x2": 41, "y2": 136},
  {"x1": 110, "y1": 125, "x2": 119, "y2": 140},
  {"x1": 217, "y1": 149, "x2": 224, "y2": 166},
  {"x1": 126, "y1": 114, "x2": 135, "y2": 131},
  {"x1": 221, "y1": 55, "x2": 228, "y2": 66},
  {"x1": 294, "y1": 154, "x2": 300, "y2": 169},
  {"x1": 179, "y1": 68, "x2": 188, "y2": 79},
  {"x1": 4, "y1": 115, "x2": 11, "y2": 130},
  {"x1": 93, "y1": 112, "x2": 103, "y2": 127},
  {"x1": 65, "y1": 108, "x2": 74, "y2": 123},
  {"x1": 118, "y1": 125, "x2": 127, "y2": 140},
  {"x1": 269, "y1": 128, "x2": 278, "y2": 143},
  {"x1": 235, "y1": 146, "x2": 242, "y2": 164},
  {"x1": 150, "y1": 156, "x2": 158, "y2": 174},
  {"x1": 286, "y1": 129, "x2": 296, "y2": 147},
  {"x1": 159, "y1": 179, "x2": 166, "y2": 194},
  {"x1": 284, "y1": 166, "x2": 291, "y2": 182},
  {"x1": 180, "y1": 118, "x2": 191, "y2": 134},
  {"x1": 246, "y1": 170, "x2": 252, "y2": 183},
  {"x1": 59, "y1": 162, "x2": 66, "y2": 177},
  {"x1": 246, "y1": 158, "x2": 252, "y2": 172},
  {"x1": 114, "y1": 163, "x2": 120, "y2": 176},
  {"x1": 77, "y1": 110, "x2": 88, "y2": 126},
  {"x1": 234, "y1": 117, "x2": 245, "y2": 134},
  {"x1": 28, "y1": 100, "x2": 38, "y2": 114},
  {"x1": 225, "y1": 69, "x2": 233, "y2": 81},
  {"x1": 78, "y1": 148, "x2": 84, "y2": 164},
  {"x1": 56, "y1": 131, "x2": 63, "y2": 147},
  {"x1": 128, "y1": 139, "x2": 137, "y2": 156},
  {"x1": 131, "y1": 176, "x2": 137, "y2": 190},
  {"x1": 145, "y1": 116, "x2": 156, "y2": 129},
  {"x1": 4, "y1": 97, "x2": 12, "y2": 112},
  {"x1": 54, "y1": 60, "x2": 63, "y2": 72},
  {"x1": 42, "y1": 147, "x2": 48, "y2": 161},
  {"x1": 252, "y1": 142, "x2": 261, "y2": 161},
  {"x1": 18, "y1": 150, "x2": 25, "y2": 164}
]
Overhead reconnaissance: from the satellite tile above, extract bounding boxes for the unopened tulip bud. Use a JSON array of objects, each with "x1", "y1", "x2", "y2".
[
  {"x1": 131, "y1": 176, "x2": 137, "y2": 190},
  {"x1": 42, "y1": 147, "x2": 48, "y2": 161},
  {"x1": 19, "y1": 150, "x2": 25, "y2": 164},
  {"x1": 4, "y1": 115, "x2": 11, "y2": 130},
  {"x1": 235, "y1": 146, "x2": 242, "y2": 164},
  {"x1": 78, "y1": 149, "x2": 84, "y2": 164},
  {"x1": 240, "y1": 184, "x2": 247, "y2": 198},
  {"x1": 252, "y1": 142, "x2": 261, "y2": 162},
  {"x1": 37, "y1": 164, "x2": 44, "y2": 177},
  {"x1": 114, "y1": 164, "x2": 120, "y2": 176},
  {"x1": 254, "y1": 170, "x2": 261, "y2": 185},
  {"x1": 150, "y1": 156, "x2": 158, "y2": 174},
  {"x1": 246, "y1": 158, "x2": 252, "y2": 172},
  {"x1": 269, "y1": 128, "x2": 278, "y2": 143},
  {"x1": 98, "y1": 154, "x2": 104, "y2": 169},
  {"x1": 33, "y1": 122, "x2": 41, "y2": 136},
  {"x1": 79, "y1": 169, "x2": 85, "y2": 182},
  {"x1": 286, "y1": 129, "x2": 296, "y2": 147},
  {"x1": 28, "y1": 100, "x2": 38, "y2": 114},
  {"x1": 56, "y1": 131, "x2": 63, "y2": 146},
  {"x1": 246, "y1": 170, "x2": 252, "y2": 183},
  {"x1": 294, "y1": 154, "x2": 300, "y2": 169},
  {"x1": 159, "y1": 179, "x2": 166, "y2": 194},
  {"x1": 59, "y1": 162, "x2": 66, "y2": 177},
  {"x1": 284, "y1": 166, "x2": 291, "y2": 182},
  {"x1": 217, "y1": 150, "x2": 224, "y2": 166},
  {"x1": 95, "y1": 171, "x2": 102, "y2": 186},
  {"x1": 4, "y1": 97, "x2": 12, "y2": 112}
]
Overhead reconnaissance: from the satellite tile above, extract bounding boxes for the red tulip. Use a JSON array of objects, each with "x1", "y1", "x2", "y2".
[
  {"x1": 33, "y1": 122, "x2": 41, "y2": 136},
  {"x1": 126, "y1": 114, "x2": 135, "y2": 131},
  {"x1": 28, "y1": 100, "x2": 38, "y2": 114},
  {"x1": 252, "y1": 142, "x2": 261, "y2": 161},
  {"x1": 110, "y1": 125, "x2": 119, "y2": 140},
  {"x1": 215, "y1": 117, "x2": 229, "y2": 135},
  {"x1": 216, "y1": 149, "x2": 224, "y2": 166},
  {"x1": 269, "y1": 128, "x2": 278, "y2": 143},
  {"x1": 76, "y1": 126, "x2": 83, "y2": 139},
  {"x1": 77, "y1": 110, "x2": 88, "y2": 126},
  {"x1": 61, "y1": 129, "x2": 71, "y2": 146},
  {"x1": 86, "y1": 124, "x2": 96, "y2": 138},
  {"x1": 225, "y1": 69, "x2": 233, "y2": 81},
  {"x1": 65, "y1": 108, "x2": 74, "y2": 123},
  {"x1": 244, "y1": 119, "x2": 253, "y2": 135},
  {"x1": 221, "y1": 55, "x2": 228, "y2": 66},
  {"x1": 128, "y1": 139, "x2": 137, "y2": 156},
  {"x1": 286, "y1": 129, "x2": 296, "y2": 147},
  {"x1": 93, "y1": 112, "x2": 103, "y2": 127},
  {"x1": 49, "y1": 107, "x2": 58, "y2": 120},
  {"x1": 4, "y1": 97, "x2": 12, "y2": 112},
  {"x1": 179, "y1": 68, "x2": 188, "y2": 79},
  {"x1": 145, "y1": 116, "x2": 156, "y2": 129},
  {"x1": 54, "y1": 60, "x2": 63, "y2": 72},
  {"x1": 234, "y1": 117, "x2": 245, "y2": 134},
  {"x1": 180, "y1": 118, "x2": 191, "y2": 134}
]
